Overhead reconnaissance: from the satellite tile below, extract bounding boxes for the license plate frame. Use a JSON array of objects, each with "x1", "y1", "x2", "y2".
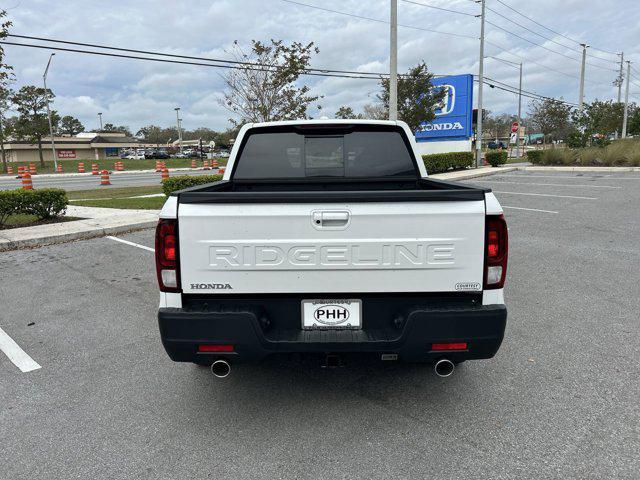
[{"x1": 301, "y1": 299, "x2": 362, "y2": 330}]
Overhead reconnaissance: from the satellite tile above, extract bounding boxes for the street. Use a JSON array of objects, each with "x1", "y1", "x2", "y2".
[
  {"x1": 0, "y1": 169, "x2": 218, "y2": 191},
  {"x1": 1, "y1": 171, "x2": 639, "y2": 479}
]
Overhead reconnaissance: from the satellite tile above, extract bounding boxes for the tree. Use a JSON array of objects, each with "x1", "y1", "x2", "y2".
[
  {"x1": 362, "y1": 102, "x2": 387, "y2": 120},
  {"x1": 220, "y1": 39, "x2": 322, "y2": 125},
  {"x1": 0, "y1": 9, "x2": 14, "y2": 173},
  {"x1": 627, "y1": 104, "x2": 640, "y2": 137},
  {"x1": 58, "y1": 115, "x2": 84, "y2": 136},
  {"x1": 136, "y1": 124, "x2": 166, "y2": 144},
  {"x1": 334, "y1": 106, "x2": 362, "y2": 119},
  {"x1": 379, "y1": 61, "x2": 444, "y2": 132},
  {"x1": 528, "y1": 98, "x2": 573, "y2": 144},
  {"x1": 97, "y1": 123, "x2": 132, "y2": 136},
  {"x1": 572, "y1": 100, "x2": 625, "y2": 139},
  {"x1": 11, "y1": 86, "x2": 58, "y2": 167}
]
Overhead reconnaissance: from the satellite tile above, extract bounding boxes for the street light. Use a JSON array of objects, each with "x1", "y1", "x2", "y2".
[
  {"x1": 98, "y1": 112, "x2": 103, "y2": 131},
  {"x1": 43, "y1": 53, "x2": 58, "y2": 172},
  {"x1": 174, "y1": 107, "x2": 183, "y2": 153}
]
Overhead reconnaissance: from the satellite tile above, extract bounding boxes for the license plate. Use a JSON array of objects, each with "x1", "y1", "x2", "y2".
[{"x1": 301, "y1": 299, "x2": 362, "y2": 329}]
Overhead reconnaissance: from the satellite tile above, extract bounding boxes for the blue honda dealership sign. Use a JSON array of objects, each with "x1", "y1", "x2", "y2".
[{"x1": 415, "y1": 74, "x2": 473, "y2": 142}]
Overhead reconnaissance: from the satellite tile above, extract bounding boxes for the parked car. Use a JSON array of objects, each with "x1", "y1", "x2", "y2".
[
  {"x1": 155, "y1": 120, "x2": 509, "y2": 378},
  {"x1": 125, "y1": 150, "x2": 145, "y2": 160},
  {"x1": 487, "y1": 140, "x2": 507, "y2": 150}
]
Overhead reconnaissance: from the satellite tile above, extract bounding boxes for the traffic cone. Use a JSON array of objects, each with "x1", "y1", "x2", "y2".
[
  {"x1": 100, "y1": 170, "x2": 111, "y2": 186},
  {"x1": 29, "y1": 163, "x2": 37, "y2": 174},
  {"x1": 211, "y1": 159, "x2": 219, "y2": 168},
  {"x1": 78, "y1": 162, "x2": 85, "y2": 173},
  {"x1": 92, "y1": 163, "x2": 99, "y2": 175},
  {"x1": 17, "y1": 166, "x2": 25, "y2": 179},
  {"x1": 191, "y1": 159, "x2": 197, "y2": 169},
  {"x1": 203, "y1": 159, "x2": 210, "y2": 170},
  {"x1": 6, "y1": 165, "x2": 13, "y2": 175},
  {"x1": 161, "y1": 167, "x2": 169, "y2": 182},
  {"x1": 22, "y1": 172, "x2": 33, "y2": 190},
  {"x1": 57, "y1": 164, "x2": 63, "y2": 173}
]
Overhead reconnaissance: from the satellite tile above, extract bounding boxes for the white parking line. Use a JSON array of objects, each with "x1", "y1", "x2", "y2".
[
  {"x1": 0, "y1": 326, "x2": 41, "y2": 373},
  {"x1": 475, "y1": 180, "x2": 621, "y2": 189},
  {"x1": 106, "y1": 235, "x2": 155, "y2": 252},
  {"x1": 496, "y1": 174, "x2": 640, "y2": 180},
  {"x1": 502, "y1": 205, "x2": 558, "y2": 214},
  {"x1": 493, "y1": 191, "x2": 597, "y2": 200}
]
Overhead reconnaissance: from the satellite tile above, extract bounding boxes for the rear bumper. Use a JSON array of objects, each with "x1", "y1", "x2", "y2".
[{"x1": 158, "y1": 295, "x2": 507, "y2": 364}]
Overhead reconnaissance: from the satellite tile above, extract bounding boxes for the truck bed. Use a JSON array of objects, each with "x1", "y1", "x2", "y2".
[{"x1": 172, "y1": 177, "x2": 491, "y2": 204}]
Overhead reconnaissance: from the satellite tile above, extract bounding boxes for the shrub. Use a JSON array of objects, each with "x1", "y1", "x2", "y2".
[
  {"x1": 601, "y1": 141, "x2": 630, "y2": 166},
  {"x1": 422, "y1": 152, "x2": 474, "y2": 174},
  {"x1": 25, "y1": 188, "x2": 68, "y2": 219},
  {"x1": 526, "y1": 150, "x2": 544, "y2": 164},
  {"x1": 0, "y1": 190, "x2": 24, "y2": 226},
  {"x1": 577, "y1": 147, "x2": 602, "y2": 166},
  {"x1": 624, "y1": 142, "x2": 640, "y2": 166},
  {"x1": 162, "y1": 174, "x2": 223, "y2": 195},
  {"x1": 0, "y1": 188, "x2": 68, "y2": 226},
  {"x1": 485, "y1": 150, "x2": 507, "y2": 167},
  {"x1": 542, "y1": 148, "x2": 576, "y2": 166}
]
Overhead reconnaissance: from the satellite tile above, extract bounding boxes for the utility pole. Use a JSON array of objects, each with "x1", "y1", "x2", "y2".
[
  {"x1": 389, "y1": 0, "x2": 398, "y2": 121},
  {"x1": 174, "y1": 107, "x2": 183, "y2": 153},
  {"x1": 98, "y1": 112, "x2": 103, "y2": 130},
  {"x1": 43, "y1": 53, "x2": 58, "y2": 172},
  {"x1": 617, "y1": 52, "x2": 624, "y2": 103},
  {"x1": 578, "y1": 44, "x2": 588, "y2": 110},
  {"x1": 622, "y1": 61, "x2": 631, "y2": 138},
  {"x1": 476, "y1": 0, "x2": 486, "y2": 168},
  {"x1": 516, "y1": 61, "x2": 523, "y2": 159}
]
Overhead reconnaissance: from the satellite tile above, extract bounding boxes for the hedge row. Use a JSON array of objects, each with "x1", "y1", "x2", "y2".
[
  {"x1": 486, "y1": 150, "x2": 508, "y2": 167},
  {"x1": 525, "y1": 142, "x2": 640, "y2": 167},
  {"x1": 0, "y1": 188, "x2": 68, "y2": 227},
  {"x1": 526, "y1": 150, "x2": 544, "y2": 164},
  {"x1": 422, "y1": 152, "x2": 474, "y2": 174},
  {"x1": 162, "y1": 174, "x2": 223, "y2": 195}
]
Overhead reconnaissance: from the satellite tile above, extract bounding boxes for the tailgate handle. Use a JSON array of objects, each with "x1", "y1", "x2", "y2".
[{"x1": 312, "y1": 210, "x2": 350, "y2": 228}]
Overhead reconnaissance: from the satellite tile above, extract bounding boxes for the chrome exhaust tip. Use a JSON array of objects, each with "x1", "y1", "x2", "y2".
[
  {"x1": 211, "y1": 359, "x2": 231, "y2": 378},
  {"x1": 434, "y1": 359, "x2": 455, "y2": 378}
]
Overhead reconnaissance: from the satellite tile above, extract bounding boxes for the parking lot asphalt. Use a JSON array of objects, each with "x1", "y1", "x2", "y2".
[{"x1": 1, "y1": 171, "x2": 639, "y2": 479}]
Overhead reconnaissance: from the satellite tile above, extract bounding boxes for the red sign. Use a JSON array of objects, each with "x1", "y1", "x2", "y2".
[
  {"x1": 57, "y1": 149, "x2": 76, "y2": 159},
  {"x1": 511, "y1": 122, "x2": 519, "y2": 133}
]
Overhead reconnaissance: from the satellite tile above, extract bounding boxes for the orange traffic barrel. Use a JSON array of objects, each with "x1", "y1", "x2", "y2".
[
  {"x1": 100, "y1": 170, "x2": 111, "y2": 186},
  {"x1": 17, "y1": 166, "x2": 25, "y2": 178},
  {"x1": 161, "y1": 168, "x2": 169, "y2": 182},
  {"x1": 92, "y1": 163, "x2": 99, "y2": 175},
  {"x1": 191, "y1": 159, "x2": 197, "y2": 169},
  {"x1": 78, "y1": 162, "x2": 85, "y2": 173},
  {"x1": 211, "y1": 159, "x2": 219, "y2": 168},
  {"x1": 22, "y1": 172, "x2": 33, "y2": 190},
  {"x1": 218, "y1": 167, "x2": 226, "y2": 175},
  {"x1": 6, "y1": 165, "x2": 13, "y2": 175},
  {"x1": 155, "y1": 161, "x2": 162, "y2": 172},
  {"x1": 29, "y1": 163, "x2": 37, "y2": 174},
  {"x1": 56, "y1": 163, "x2": 63, "y2": 173},
  {"x1": 203, "y1": 159, "x2": 210, "y2": 170}
]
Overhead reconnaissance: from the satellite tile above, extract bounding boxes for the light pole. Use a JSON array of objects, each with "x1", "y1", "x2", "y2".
[
  {"x1": 174, "y1": 107, "x2": 183, "y2": 153},
  {"x1": 43, "y1": 53, "x2": 58, "y2": 172},
  {"x1": 98, "y1": 112, "x2": 103, "y2": 131},
  {"x1": 389, "y1": 0, "x2": 398, "y2": 121},
  {"x1": 486, "y1": 56, "x2": 523, "y2": 157},
  {"x1": 476, "y1": 0, "x2": 486, "y2": 168},
  {"x1": 578, "y1": 44, "x2": 588, "y2": 110},
  {"x1": 622, "y1": 61, "x2": 631, "y2": 138}
]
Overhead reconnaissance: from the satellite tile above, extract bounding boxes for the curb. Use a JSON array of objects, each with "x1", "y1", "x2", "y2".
[
  {"x1": 0, "y1": 220, "x2": 157, "y2": 252},
  {"x1": 519, "y1": 166, "x2": 640, "y2": 172},
  {"x1": 431, "y1": 166, "x2": 518, "y2": 181}
]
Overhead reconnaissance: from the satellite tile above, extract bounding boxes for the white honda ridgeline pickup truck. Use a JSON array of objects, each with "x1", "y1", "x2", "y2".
[{"x1": 155, "y1": 120, "x2": 508, "y2": 378}]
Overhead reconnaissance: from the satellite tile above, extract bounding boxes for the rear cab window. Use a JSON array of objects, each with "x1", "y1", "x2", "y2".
[{"x1": 232, "y1": 125, "x2": 419, "y2": 180}]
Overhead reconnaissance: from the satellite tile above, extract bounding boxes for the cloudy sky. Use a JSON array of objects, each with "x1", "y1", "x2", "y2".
[{"x1": 3, "y1": 0, "x2": 640, "y2": 132}]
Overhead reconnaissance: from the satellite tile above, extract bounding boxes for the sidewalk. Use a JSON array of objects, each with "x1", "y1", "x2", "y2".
[{"x1": 0, "y1": 205, "x2": 159, "y2": 252}]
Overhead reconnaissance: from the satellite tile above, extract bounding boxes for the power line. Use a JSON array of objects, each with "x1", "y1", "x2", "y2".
[
  {"x1": 485, "y1": 20, "x2": 618, "y2": 72},
  {"x1": 2, "y1": 38, "x2": 569, "y2": 106},
  {"x1": 279, "y1": 0, "x2": 477, "y2": 39},
  {"x1": 8, "y1": 33, "x2": 384, "y2": 79},
  {"x1": 399, "y1": 0, "x2": 478, "y2": 17},
  {"x1": 493, "y1": 0, "x2": 619, "y2": 57}
]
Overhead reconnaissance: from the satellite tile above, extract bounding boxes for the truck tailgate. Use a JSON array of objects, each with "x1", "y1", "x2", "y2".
[{"x1": 178, "y1": 200, "x2": 485, "y2": 294}]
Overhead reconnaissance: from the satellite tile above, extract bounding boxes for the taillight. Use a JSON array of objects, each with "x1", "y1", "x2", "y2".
[
  {"x1": 484, "y1": 214, "x2": 508, "y2": 289},
  {"x1": 155, "y1": 218, "x2": 181, "y2": 292}
]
